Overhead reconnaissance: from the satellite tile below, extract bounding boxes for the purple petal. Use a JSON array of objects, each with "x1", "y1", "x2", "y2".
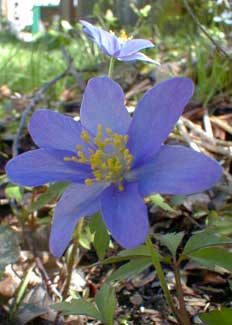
[
  {"x1": 118, "y1": 39, "x2": 154, "y2": 57},
  {"x1": 50, "y1": 182, "x2": 108, "y2": 257},
  {"x1": 127, "y1": 77, "x2": 194, "y2": 166},
  {"x1": 129, "y1": 145, "x2": 222, "y2": 195},
  {"x1": 80, "y1": 20, "x2": 119, "y2": 56},
  {"x1": 29, "y1": 109, "x2": 85, "y2": 153},
  {"x1": 6, "y1": 149, "x2": 90, "y2": 186},
  {"x1": 80, "y1": 77, "x2": 131, "y2": 135},
  {"x1": 118, "y1": 52, "x2": 156, "y2": 63},
  {"x1": 100, "y1": 182, "x2": 149, "y2": 248}
]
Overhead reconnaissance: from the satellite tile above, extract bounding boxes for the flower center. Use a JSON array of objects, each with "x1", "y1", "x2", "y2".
[{"x1": 64, "y1": 124, "x2": 133, "y2": 191}]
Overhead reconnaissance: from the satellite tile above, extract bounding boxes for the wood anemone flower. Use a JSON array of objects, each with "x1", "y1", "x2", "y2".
[
  {"x1": 80, "y1": 19, "x2": 156, "y2": 63},
  {"x1": 6, "y1": 77, "x2": 222, "y2": 257}
]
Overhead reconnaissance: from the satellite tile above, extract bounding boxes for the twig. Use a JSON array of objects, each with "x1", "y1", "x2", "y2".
[
  {"x1": 12, "y1": 47, "x2": 85, "y2": 157},
  {"x1": 61, "y1": 46, "x2": 86, "y2": 90},
  {"x1": 210, "y1": 116, "x2": 232, "y2": 135},
  {"x1": 12, "y1": 65, "x2": 72, "y2": 157},
  {"x1": 24, "y1": 228, "x2": 62, "y2": 300},
  {"x1": 181, "y1": 117, "x2": 232, "y2": 147},
  {"x1": 203, "y1": 108, "x2": 214, "y2": 138},
  {"x1": 182, "y1": 0, "x2": 232, "y2": 61},
  {"x1": 177, "y1": 119, "x2": 201, "y2": 152},
  {"x1": 62, "y1": 218, "x2": 84, "y2": 298},
  {"x1": 194, "y1": 139, "x2": 232, "y2": 157}
]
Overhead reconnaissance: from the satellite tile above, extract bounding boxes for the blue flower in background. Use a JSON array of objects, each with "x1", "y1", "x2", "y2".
[
  {"x1": 80, "y1": 19, "x2": 156, "y2": 63},
  {"x1": 6, "y1": 76, "x2": 222, "y2": 257}
]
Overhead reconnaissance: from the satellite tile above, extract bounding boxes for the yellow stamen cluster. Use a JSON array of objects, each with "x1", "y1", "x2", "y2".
[
  {"x1": 64, "y1": 124, "x2": 133, "y2": 191},
  {"x1": 119, "y1": 29, "x2": 133, "y2": 41}
]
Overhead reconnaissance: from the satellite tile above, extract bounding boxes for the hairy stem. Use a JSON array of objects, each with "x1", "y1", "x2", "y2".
[
  {"x1": 108, "y1": 57, "x2": 115, "y2": 78},
  {"x1": 173, "y1": 262, "x2": 191, "y2": 325},
  {"x1": 145, "y1": 236, "x2": 180, "y2": 320},
  {"x1": 62, "y1": 218, "x2": 84, "y2": 298}
]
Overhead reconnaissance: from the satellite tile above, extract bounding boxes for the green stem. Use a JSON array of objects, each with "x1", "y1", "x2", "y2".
[
  {"x1": 62, "y1": 218, "x2": 84, "y2": 298},
  {"x1": 108, "y1": 57, "x2": 115, "y2": 78},
  {"x1": 173, "y1": 262, "x2": 191, "y2": 325},
  {"x1": 145, "y1": 236, "x2": 181, "y2": 322},
  {"x1": 10, "y1": 263, "x2": 35, "y2": 318}
]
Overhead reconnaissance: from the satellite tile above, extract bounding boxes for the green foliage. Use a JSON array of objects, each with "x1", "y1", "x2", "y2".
[
  {"x1": 149, "y1": 194, "x2": 175, "y2": 212},
  {"x1": 95, "y1": 283, "x2": 116, "y2": 325},
  {"x1": 0, "y1": 25, "x2": 101, "y2": 94},
  {"x1": 194, "y1": 50, "x2": 231, "y2": 104},
  {"x1": 188, "y1": 247, "x2": 232, "y2": 272},
  {"x1": 107, "y1": 258, "x2": 151, "y2": 283},
  {"x1": 52, "y1": 299, "x2": 102, "y2": 320},
  {"x1": 0, "y1": 225, "x2": 20, "y2": 272},
  {"x1": 183, "y1": 230, "x2": 232, "y2": 255},
  {"x1": 30, "y1": 181, "x2": 68, "y2": 211},
  {"x1": 5, "y1": 183, "x2": 23, "y2": 202},
  {"x1": 52, "y1": 283, "x2": 116, "y2": 325},
  {"x1": 89, "y1": 213, "x2": 110, "y2": 260},
  {"x1": 160, "y1": 232, "x2": 185, "y2": 258},
  {"x1": 200, "y1": 308, "x2": 232, "y2": 325}
]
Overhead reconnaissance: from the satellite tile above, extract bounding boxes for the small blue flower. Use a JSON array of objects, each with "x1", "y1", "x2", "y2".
[
  {"x1": 80, "y1": 20, "x2": 156, "y2": 63},
  {"x1": 6, "y1": 77, "x2": 222, "y2": 257}
]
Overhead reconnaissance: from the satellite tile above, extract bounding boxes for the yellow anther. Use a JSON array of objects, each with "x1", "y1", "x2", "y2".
[
  {"x1": 81, "y1": 130, "x2": 90, "y2": 142},
  {"x1": 124, "y1": 135, "x2": 129, "y2": 142},
  {"x1": 104, "y1": 138, "x2": 112, "y2": 144},
  {"x1": 76, "y1": 144, "x2": 83, "y2": 150},
  {"x1": 94, "y1": 138, "x2": 105, "y2": 148},
  {"x1": 64, "y1": 156, "x2": 72, "y2": 161},
  {"x1": 119, "y1": 29, "x2": 129, "y2": 40},
  {"x1": 66, "y1": 126, "x2": 134, "y2": 186},
  {"x1": 85, "y1": 178, "x2": 93, "y2": 186},
  {"x1": 97, "y1": 123, "x2": 103, "y2": 133},
  {"x1": 118, "y1": 183, "x2": 124, "y2": 191},
  {"x1": 77, "y1": 151, "x2": 87, "y2": 161},
  {"x1": 106, "y1": 127, "x2": 113, "y2": 135}
]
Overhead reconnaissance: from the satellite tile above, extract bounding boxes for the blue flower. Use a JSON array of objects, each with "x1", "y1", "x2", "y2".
[
  {"x1": 80, "y1": 20, "x2": 155, "y2": 63},
  {"x1": 6, "y1": 77, "x2": 222, "y2": 257}
]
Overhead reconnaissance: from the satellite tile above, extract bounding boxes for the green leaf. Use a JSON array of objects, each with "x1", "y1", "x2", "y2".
[
  {"x1": 200, "y1": 308, "x2": 232, "y2": 325},
  {"x1": 188, "y1": 247, "x2": 232, "y2": 272},
  {"x1": 52, "y1": 299, "x2": 102, "y2": 321},
  {"x1": 95, "y1": 284, "x2": 116, "y2": 325},
  {"x1": 149, "y1": 194, "x2": 175, "y2": 212},
  {"x1": 30, "y1": 182, "x2": 68, "y2": 211},
  {"x1": 118, "y1": 245, "x2": 150, "y2": 257},
  {"x1": 100, "y1": 245, "x2": 153, "y2": 266},
  {"x1": 107, "y1": 258, "x2": 151, "y2": 282},
  {"x1": 0, "y1": 225, "x2": 20, "y2": 271},
  {"x1": 89, "y1": 213, "x2": 110, "y2": 260},
  {"x1": 5, "y1": 183, "x2": 23, "y2": 202},
  {"x1": 183, "y1": 230, "x2": 232, "y2": 255},
  {"x1": 160, "y1": 232, "x2": 184, "y2": 257}
]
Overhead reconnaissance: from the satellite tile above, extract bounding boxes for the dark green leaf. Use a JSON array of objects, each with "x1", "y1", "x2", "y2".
[
  {"x1": 200, "y1": 308, "x2": 232, "y2": 325},
  {"x1": 95, "y1": 284, "x2": 116, "y2": 325},
  {"x1": 160, "y1": 232, "x2": 184, "y2": 257},
  {"x1": 107, "y1": 257, "x2": 151, "y2": 282},
  {"x1": 52, "y1": 299, "x2": 102, "y2": 321},
  {"x1": 89, "y1": 213, "x2": 110, "y2": 260},
  {"x1": 188, "y1": 247, "x2": 232, "y2": 272},
  {"x1": 0, "y1": 225, "x2": 20, "y2": 271},
  {"x1": 184, "y1": 230, "x2": 232, "y2": 255},
  {"x1": 118, "y1": 245, "x2": 150, "y2": 257},
  {"x1": 30, "y1": 182, "x2": 68, "y2": 211}
]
